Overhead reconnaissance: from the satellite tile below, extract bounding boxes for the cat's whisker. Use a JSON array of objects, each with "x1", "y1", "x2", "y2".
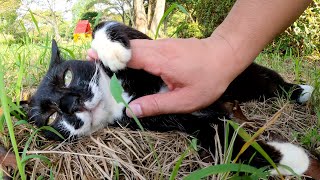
[
  {"x1": 30, "y1": 106, "x2": 40, "y2": 111},
  {"x1": 28, "y1": 112, "x2": 41, "y2": 121},
  {"x1": 88, "y1": 63, "x2": 100, "y2": 91},
  {"x1": 45, "y1": 74, "x2": 54, "y2": 82}
]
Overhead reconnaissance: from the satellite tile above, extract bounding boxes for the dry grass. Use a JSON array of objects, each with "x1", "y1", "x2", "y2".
[
  {"x1": 1, "y1": 97, "x2": 316, "y2": 179},
  {"x1": 242, "y1": 98, "x2": 318, "y2": 149},
  {"x1": 15, "y1": 127, "x2": 210, "y2": 179}
]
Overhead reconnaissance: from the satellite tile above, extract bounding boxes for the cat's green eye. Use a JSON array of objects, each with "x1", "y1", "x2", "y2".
[
  {"x1": 64, "y1": 70, "x2": 73, "y2": 87},
  {"x1": 48, "y1": 112, "x2": 58, "y2": 125}
]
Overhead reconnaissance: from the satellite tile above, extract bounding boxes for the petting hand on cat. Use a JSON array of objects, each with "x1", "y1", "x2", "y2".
[
  {"x1": 87, "y1": 0, "x2": 311, "y2": 118},
  {"x1": 87, "y1": 36, "x2": 244, "y2": 117}
]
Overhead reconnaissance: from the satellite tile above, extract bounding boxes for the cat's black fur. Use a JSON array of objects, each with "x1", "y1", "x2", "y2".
[{"x1": 28, "y1": 21, "x2": 318, "y2": 177}]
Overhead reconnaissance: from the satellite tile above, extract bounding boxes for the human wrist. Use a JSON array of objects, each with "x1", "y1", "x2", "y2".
[
  {"x1": 209, "y1": 19, "x2": 263, "y2": 69},
  {"x1": 201, "y1": 34, "x2": 249, "y2": 88}
]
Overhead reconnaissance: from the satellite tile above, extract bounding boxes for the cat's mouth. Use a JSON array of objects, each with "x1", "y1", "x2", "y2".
[
  {"x1": 86, "y1": 100, "x2": 102, "y2": 112},
  {"x1": 85, "y1": 100, "x2": 103, "y2": 126}
]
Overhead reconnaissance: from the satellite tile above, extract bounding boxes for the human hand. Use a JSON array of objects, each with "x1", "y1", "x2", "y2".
[
  {"x1": 87, "y1": 35, "x2": 250, "y2": 117},
  {"x1": 124, "y1": 36, "x2": 249, "y2": 117}
]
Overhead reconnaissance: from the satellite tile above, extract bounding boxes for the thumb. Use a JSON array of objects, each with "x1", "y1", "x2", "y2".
[
  {"x1": 86, "y1": 48, "x2": 99, "y2": 61},
  {"x1": 126, "y1": 89, "x2": 197, "y2": 118}
]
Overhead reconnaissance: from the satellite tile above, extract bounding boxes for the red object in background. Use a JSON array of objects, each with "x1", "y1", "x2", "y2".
[{"x1": 74, "y1": 20, "x2": 92, "y2": 34}]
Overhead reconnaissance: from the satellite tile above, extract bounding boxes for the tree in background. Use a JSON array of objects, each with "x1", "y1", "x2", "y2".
[
  {"x1": 0, "y1": 0, "x2": 21, "y2": 35},
  {"x1": 17, "y1": 0, "x2": 76, "y2": 41},
  {"x1": 73, "y1": 0, "x2": 133, "y2": 26},
  {"x1": 110, "y1": 0, "x2": 134, "y2": 25},
  {"x1": 133, "y1": 0, "x2": 147, "y2": 33},
  {"x1": 133, "y1": 0, "x2": 165, "y2": 36},
  {"x1": 81, "y1": 12, "x2": 99, "y2": 25}
]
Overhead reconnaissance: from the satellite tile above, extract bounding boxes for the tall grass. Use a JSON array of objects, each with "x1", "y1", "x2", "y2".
[{"x1": 0, "y1": 55, "x2": 26, "y2": 179}]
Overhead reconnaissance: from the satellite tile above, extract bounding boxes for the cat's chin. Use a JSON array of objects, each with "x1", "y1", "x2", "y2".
[
  {"x1": 90, "y1": 67, "x2": 129, "y2": 124},
  {"x1": 87, "y1": 100, "x2": 103, "y2": 124}
]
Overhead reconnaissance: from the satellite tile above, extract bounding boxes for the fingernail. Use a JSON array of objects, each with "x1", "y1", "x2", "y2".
[{"x1": 126, "y1": 104, "x2": 142, "y2": 118}]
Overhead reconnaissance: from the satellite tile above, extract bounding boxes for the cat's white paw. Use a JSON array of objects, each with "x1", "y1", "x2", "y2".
[
  {"x1": 268, "y1": 142, "x2": 310, "y2": 175},
  {"x1": 298, "y1": 85, "x2": 314, "y2": 104},
  {"x1": 91, "y1": 26, "x2": 131, "y2": 72}
]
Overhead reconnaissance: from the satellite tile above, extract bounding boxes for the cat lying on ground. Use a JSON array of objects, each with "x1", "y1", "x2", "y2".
[{"x1": 28, "y1": 21, "x2": 320, "y2": 178}]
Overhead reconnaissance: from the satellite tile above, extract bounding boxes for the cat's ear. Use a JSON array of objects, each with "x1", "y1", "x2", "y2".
[{"x1": 49, "y1": 39, "x2": 63, "y2": 69}]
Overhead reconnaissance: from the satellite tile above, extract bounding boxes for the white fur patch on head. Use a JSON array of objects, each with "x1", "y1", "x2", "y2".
[
  {"x1": 298, "y1": 85, "x2": 314, "y2": 104},
  {"x1": 268, "y1": 142, "x2": 310, "y2": 175},
  {"x1": 91, "y1": 22, "x2": 131, "y2": 71}
]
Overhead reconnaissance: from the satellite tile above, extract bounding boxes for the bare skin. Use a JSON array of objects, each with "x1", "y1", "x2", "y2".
[{"x1": 87, "y1": 0, "x2": 312, "y2": 118}]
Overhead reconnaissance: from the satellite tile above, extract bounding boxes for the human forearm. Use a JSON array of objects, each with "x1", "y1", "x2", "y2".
[{"x1": 211, "y1": 0, "x2": 312, "y2": 68}]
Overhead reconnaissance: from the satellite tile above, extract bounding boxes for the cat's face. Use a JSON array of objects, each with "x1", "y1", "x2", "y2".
[{"x1": 28, "y1": 40, "x2": 126, "y2": 140}]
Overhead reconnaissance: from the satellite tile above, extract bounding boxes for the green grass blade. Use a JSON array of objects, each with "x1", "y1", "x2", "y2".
[
  {"x1": 0, "y1": 59, "x2": 26, "y2": 180},
  {"x1": 28, "y1": 9, "x2": 40, "y2": 35},
  {"x1": 0, "y1": 170, "x2": 3, "y2": 180},
  {"x1": 21, "y1": 154, "x2": 51, "y2": 165},
  {"x1": 39, "y1": 33, "x2": 50, "y2": 65},
  {"x1": 0, "y1": 115, "x2": 5, "y2": 133},
  {"x1": 14, "y1": 120, "x2": 29, "y2": 126},
  {"x1": 110, "y1": 74, "x2": 145, "y2": 131},
  {"x1": 169, "y1": 22, "x2": 187, "y2": 37},
  {"x1": 50, "y1": 167, "x2": 54, "y2": 180},
  {"x1": 59, "y1": 47, "x2": 76, "y2": 59},
  {"x1": 183, "y1": 163, "x2": 267, "y2": 180},
  {"x1": 229, "y1": 121, "x2": 281, "y2": 177},
  {"x1": 249, "y1": 166, "x2": 269, "y2": 179},
  {"x1": 93, "y1": 12, "x2": 103, "y2": 27},
  {"x1": 170, "y1": 139, "x2": 197, "y2": 180},
  {"x1": 110, "y1": 75, "x2": 125, "y2": 104},
  {"x1": 155, "y1": 3, "x2": 189, "y2": 39},
  {"x1": 15, "y1": 54, "x2": 25, "y2": 105},
  {"x1": 7, "y1": 99, "x2": 25, "y2": 116},
  {"x1": 22, "y1": 126, "x2": 64, "y2": 159}
]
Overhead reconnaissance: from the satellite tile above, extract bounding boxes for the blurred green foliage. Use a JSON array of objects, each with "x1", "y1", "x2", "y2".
[
  {"x1": 171, "y1": 0, "x2": 319, "y2": 57},
  {"x1": 194, "y1": 0, "x2": 235, "y2": 38},
  {"x1": 176, "y1": 22, "x2": 203, "y2": 38},
  {"x1": 81, "y1": 12, "x2": 99, "y2": 25},
  {"x1": 265, "y1": 1, "x2": 320, "y2": 57}
]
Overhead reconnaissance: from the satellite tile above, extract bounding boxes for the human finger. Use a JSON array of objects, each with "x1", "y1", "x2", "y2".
[
  {"x1": 86, "y1": 48, "x2": 99, "y2": 61},
  {"x1": 125, "y1": 88, "x2": 205, "y2": 117}
]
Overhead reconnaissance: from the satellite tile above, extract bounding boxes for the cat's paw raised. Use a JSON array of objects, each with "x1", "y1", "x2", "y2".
[{"x1": 91, "y1": 22, "x2": 131, "y2": 71}]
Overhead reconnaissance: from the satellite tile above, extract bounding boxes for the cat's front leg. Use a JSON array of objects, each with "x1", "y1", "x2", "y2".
[{"x1": 91, "y1": 21, "x2": 131, "y2": 72}]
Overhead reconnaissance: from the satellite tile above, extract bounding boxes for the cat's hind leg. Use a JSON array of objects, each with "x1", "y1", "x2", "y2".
[
  {"x1": 274, "y1": 82, "x2": 314, "y2": 104},
  {"x1": 195, "y1": 119, "x2": 320, "y2": 178},
  {"x1": 236, "y1": 139, "x2": 320, "y2": 178},
  {"x1": 222, "y1": 63, "x2": 314, "y2": 104}
]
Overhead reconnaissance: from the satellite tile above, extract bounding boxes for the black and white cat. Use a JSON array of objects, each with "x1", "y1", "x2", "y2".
[{"x1": 28, "y1": 21, "x2": 319, "y2": 178}]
